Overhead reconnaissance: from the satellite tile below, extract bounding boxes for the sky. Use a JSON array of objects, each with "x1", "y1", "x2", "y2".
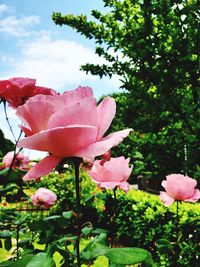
[{"x1": 0, "y1": 0, "x2": 122, "y2": 159}]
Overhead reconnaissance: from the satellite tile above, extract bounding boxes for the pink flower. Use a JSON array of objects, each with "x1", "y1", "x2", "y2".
[
  {"x1": 160, "y1": 174, "x2": 200, "y2": 206},
  {"x1": 31, "y1": 188, "x2": 57, "y2": 208},
  {"x1": 16, "y1": 86, "x2": 132, "y2": 181},
  {"x1": 0, "y1": 77, "x2": 57, "y2": 108},
  {"x1": 2, "y1": 151, "x2": 30, "y2": 170},
  {"x1": 88, "y1": 157, "x2": 133, "y2": 192}
]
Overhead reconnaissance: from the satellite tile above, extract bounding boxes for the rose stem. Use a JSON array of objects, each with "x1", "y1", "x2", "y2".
[{"x1": 73, "y1": 158, "x2": 82, "y2": 267}]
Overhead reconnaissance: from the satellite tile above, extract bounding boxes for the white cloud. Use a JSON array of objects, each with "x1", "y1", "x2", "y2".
[
  {"x1": 7, "y1": 36, "x2": 121, "y2": 92},
  {"x1": 1, "y1": 55, "x2": 15, "y2": 63},
  {"x1": 0, "y1": 4, "x2": 8, "y2": 14},
  {"x1": 0, "y1": 15, "x2": 40, "y2": 36}
]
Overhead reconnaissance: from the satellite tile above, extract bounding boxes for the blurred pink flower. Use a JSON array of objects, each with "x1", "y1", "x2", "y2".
[
  {"x1": 88, "y1": 157, "x2": 132, "y2": 193},
  {"x1": 2, "y1": 151, "x2": 30, "y2": 170},
  {"x1": 17, "y1": 86, "x2": 132, "y2": 181},
  {"x1": 31, "y1": 188, "x2": 57, "y2": 208},
  {"x1": 0, "y1": 77, "x2": 57, "y2": 108},
  {"x1": 160, "y1": 174, "x2": 200, "y2": 206}
]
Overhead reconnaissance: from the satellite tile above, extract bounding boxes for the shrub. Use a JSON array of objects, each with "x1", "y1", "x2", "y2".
[
  {"x1": 35, "y1": 171, "x2": 199, "y2": 266},
  {"x1": 101, "y1": 189, "x2": 200, "y2": 267}
]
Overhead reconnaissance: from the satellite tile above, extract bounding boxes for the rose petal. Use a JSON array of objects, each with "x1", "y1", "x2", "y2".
[
  {"x1": 184, "y1": 189, "x2": 200, "y2": 203},
  {"x1": 23, "y1": 154, "x2": 62, "y2": 181},
  {"x1": 97, "y1": 97, "x2": 116, "y2": 138},
  {"x1": 159, "y1": 191, "x2": 175, "y2": 206},
  {"x1": 16, "y1": 101, "x2": 55, "y2": 134},
  {"x1": 161, "y1": 180, "x2": 167, "y2": 189},
  {"x1": 47, "y1": 97, "x2": 97, "y2": 129},
  {"x1": 119, "y1": 181, "x2": 130, "y2": 193},
  {"x1": 75, "y1": 129, "x2": 132, "y2": 159},
  {"x1": 9, "y1": 77, "x2": 36, "y2": 88},
  {"x1": 18, "y1": 125, "x2": 33, "y2": 136},
  {"x1": 18, "y1": 125, "x2": 98, "y2": 157},
  {"x1": 99, "y1": 181, "x2": 121, "y2": 189}
]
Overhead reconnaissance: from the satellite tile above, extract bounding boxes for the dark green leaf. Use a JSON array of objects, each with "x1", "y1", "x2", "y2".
[
  {"x1": 26, "y1": 252, "x2": 56, "y2": 267},
  {"x1": 156, "y1": 239, "x2": 173, "y2": 255},
  {"x1": 4, "y1": 237, "x2": 12, "y2": 251}
]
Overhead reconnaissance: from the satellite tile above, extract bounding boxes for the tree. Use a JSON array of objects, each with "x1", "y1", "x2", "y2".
[{"x1": 52, "y1": 0, "x2": 200, "y2": 181}]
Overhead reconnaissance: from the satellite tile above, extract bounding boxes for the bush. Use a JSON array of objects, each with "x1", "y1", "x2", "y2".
[
  {"x1": 36, "y1": 171, "x2": 200, "y2": 266},
  {"x1": 101, "y1": 189, "x2": 200, "y2": 267}
]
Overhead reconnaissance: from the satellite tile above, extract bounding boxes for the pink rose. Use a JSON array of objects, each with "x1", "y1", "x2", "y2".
[
  {"x1": 17, "y1": 86, "x2": 132, "y2": 181},
  {"x1": 0, "y1": 77, "x2": 57, "y2": 108},
  {"x1": 2, "y1": 151, "x2": 29, "y2": 170},
  {"x1": 160, "y1": 173, "x2": 200, "y2": 206},
  {"x1": 31, "y1": 188, "x2": 57, "y2": 208},
  {"x1": 88, "y1": 157, "x2": 133, "y2": 193}
]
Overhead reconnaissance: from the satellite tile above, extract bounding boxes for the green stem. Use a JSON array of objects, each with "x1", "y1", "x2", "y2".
[
  {"x1": 16, "y1": 224, "x2": 20, "y2": 259},
  {"x1": 176, "y1": 200, "x2": 179, "y2": 244},
  {"x1": 73, "y1": 158, "x2": 82, "y2": 267},
  {"x1": 111, "y1": 187, "x2": 117, "y2": 247},
  {"x1": 174, "y1": 200, "x2": 180, "y2": 266}
]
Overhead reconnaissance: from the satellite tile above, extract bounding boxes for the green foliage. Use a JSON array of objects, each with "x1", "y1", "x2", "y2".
[
  {"x1": 0, "y1": 171, "x2": 199, "y2": 266},
  {"x1": 0, "y1": 254, "x2": 34, "y2": 267},
  {"x1": 52, "y1": 0, "x2": 200, "y2": 181},
  {"x1": 26, "y1": 252, "x2": 56, "y2": 267},
  {"x1": 33, "y1": 172, "x2": 199, "y2": 266},
  {"x1": 109, "y1": 91, "x2": 200, "y2": 184},
  {"x1": 0, "y1": 130, "x2": 14, "y2": 158},
  {"x1": 105, "y1": 189, "x2": 200, "y2": 267}
]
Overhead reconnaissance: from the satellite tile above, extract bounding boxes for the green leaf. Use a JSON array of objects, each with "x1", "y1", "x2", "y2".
[
  {"x1": 0, "y1": 231, "x2": 12, "y2": 238},
  {"x1": 0, "y1": 248, "x2": 7, "y2": 263},
  {"x1": 96, "y1": 247, "x2": 151, "y2": 265},
  {"x1": 81, "y1": 233, "x2": 108, "y2": 260},
  {"x1": 38, "y1": 226, "x2": 54, "y2": 244},
  {"x1": 156, "y1": 239, "x2": 173, "y2": 255},
  {"x1": 14, "y1": 214, "x2": 29, "y2": 225},
  {"x1": 62, "y1": 211, "x2": 73, "y2": 219},
  {"x1": 29, "y1": 221, "x2": 44, "y2": 232},
  {"x1": 19, "y1": 238, "x2": 32, "y2": 247},
  {"x1": 26, "y1": 253, "x2": 56, "y2": 267},
  {"x1": 0, "y1": 169, "x2": 9, "y2": 176},
  {"x1": 43, "y1": 215, "x2": 61, "y2": 222},
  {"x1": 81, "y1": 226, "x2": 93, "y2": 236},
  {"x1": 92, "y1": 228, "x2": 109, "y2": 235},
  {"x1": 0, "y1": 184, "x2": 18, "y2": 193},
  {"x1": 4, "y1": 237, "x2": 12, "y2": 251},
  {"x1": 50, "y1": 244, "x2": 70, "y2": 266},
  {"x1": 0, "y1": 254, "x2": 34, "y2": 267},
  {"x1": 109, "y1": 264, "x2": 125, "y2": 267}
]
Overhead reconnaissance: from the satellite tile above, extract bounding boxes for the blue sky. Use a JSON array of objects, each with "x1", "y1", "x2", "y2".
[
  {"x1": 0, "y1": 0, "x2": 120, "y2": 95},
  {"x1": 0, "y1": 0, "x2": 122, "y2": 159}
]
